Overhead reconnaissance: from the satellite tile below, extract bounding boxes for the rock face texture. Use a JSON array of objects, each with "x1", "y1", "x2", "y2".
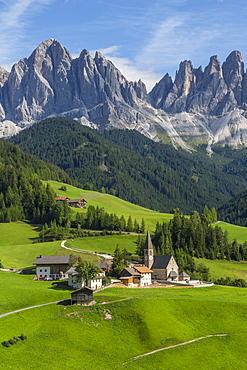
[
  {"x1": 2, "y1": 39, "x2": 247, "y2": 150},
  {"x1": 148, "y1": 50, "x2": 247, "y2": 149},
  {"x1": 0, "y1": 39, "x2": 155, "y2": 138}
]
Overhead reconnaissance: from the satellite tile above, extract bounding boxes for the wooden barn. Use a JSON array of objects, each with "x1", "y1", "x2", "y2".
[{"x1": 71, "y1": 287, "x2": 94, "y2": 305}]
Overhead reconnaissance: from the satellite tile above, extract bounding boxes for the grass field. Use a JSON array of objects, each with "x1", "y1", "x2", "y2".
[
  {"x1": 0, "y1": 281, "x2": 247, "y2": 369},
  {"x1": 0, "y1": 222, "x2": 100, "y2": 269},
  {"x1": 196, "y1": 258, "x2": 247, "y2": 281},
  {"x1": 65, "y1": 234, "x2": 139, "y2": 255},
  {"x1": 215, "y1": 221, "x2": 247, "y2": 243},
  {"x1": 45, "y1": 180, "x2": 174, "y2": 230}
]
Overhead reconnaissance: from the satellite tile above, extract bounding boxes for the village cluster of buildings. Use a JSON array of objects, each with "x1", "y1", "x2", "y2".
[{"x1": 33, "y1": 232, "x2": 192, "y2": 303}]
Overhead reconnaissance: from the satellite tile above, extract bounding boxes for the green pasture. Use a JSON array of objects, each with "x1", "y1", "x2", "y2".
[
  {"x1": 45, "y1": 180, "x2": 174, "y2": 230},
  {"x1": 0, "y1": 222, "x2": 100, "y2": 268},
  {"x1": 0, "y1": 271, "x2": 70, "y2": 315},
  {"x1": 0, "y1": 221, "x2": 39, "y2": 246},
  {"x1": 215, "y1": 221, "x2": 247, "y2": 243},
  {"x1": 65, "y1": 234, "x2": 139, "y2": 255},
  {"x1": 1, "y1": 285, "x2": 247, "y2": 369},
  {"x1": 196, "y1": 258, "x2": 247, "y2": 281}
]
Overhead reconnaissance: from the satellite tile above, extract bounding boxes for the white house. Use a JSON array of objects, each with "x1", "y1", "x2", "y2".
[
  {"x1": 33, "y1": 255, "x2": 79, "y2": 280},
  {"x1": 119, "y1": 266, "x2": 153, "y2": 287},
  {"x1": 66, "y1": 266, "x2": 104, "y2": 290}
]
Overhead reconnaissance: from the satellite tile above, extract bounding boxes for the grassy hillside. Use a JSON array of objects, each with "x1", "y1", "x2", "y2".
[
  {"x1": 1, "y1": 282, "x2": 247, "y2": 369},
  {"x1": 215, "y1": 221, "x2": 247, "y2": 243},
  {"x1": 0, "y1": 222, "x2": 100, "y2": 269},
  {"x1": 196, "y1": 258, "x2": 247, "y2": 281},
  {"x1": 45, "y1": 180, "x2": 174, "y2": 229},
  {"x1": 65, "y1": 235, "x2": 139, "y2": 255}
]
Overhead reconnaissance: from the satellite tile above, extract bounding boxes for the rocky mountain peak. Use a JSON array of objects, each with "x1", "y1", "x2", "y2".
[
  {"x1": 222, "y1": 50, "x2": 244, "y2": 105},
  {"x1": 204, "y1": 55, "x2": 222, "y2": 78},
  {"x1": 0, "y1": 67, "x2": 9, "y2": 87}
]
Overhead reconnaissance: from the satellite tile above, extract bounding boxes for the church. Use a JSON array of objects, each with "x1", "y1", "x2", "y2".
[{"x1": 143, "y1": 232, "x2": 186, "y2": 282}]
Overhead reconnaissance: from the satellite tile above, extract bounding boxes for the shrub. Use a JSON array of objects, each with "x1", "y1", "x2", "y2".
[
  {"x1": 2, "y1": 341, "x2": 10, "y2": 348},
  {"x1": 19, "y1": 334, "x2": 27, "y2": 341}
]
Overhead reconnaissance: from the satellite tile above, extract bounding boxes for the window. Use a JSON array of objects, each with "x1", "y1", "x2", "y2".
[
  {"x1": 150, "y1": 250, "x2": 152, "y2": 255},
  {"x1": 40, "y1": 269, "x2": 42, "y2": 272},
  {"x1": 44, "y1": 269, "x2": 47, "y2": 272}
]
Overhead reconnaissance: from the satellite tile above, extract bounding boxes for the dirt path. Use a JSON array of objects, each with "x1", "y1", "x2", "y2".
[
  {"x1": 60, "y1": 240, "x2": 113, "y2": 260},
  {"x1": 0, "y1": 301, "x2": 61, "y2": 319},
  {"x1": 122, "y1": 334, "x2": 228, "y2": 365}
]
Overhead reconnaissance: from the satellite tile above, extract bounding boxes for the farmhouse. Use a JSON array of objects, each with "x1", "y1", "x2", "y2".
[
  {"x1": 119, "y1": 266, "x2": 153, "y2": 287},
  {"x1": 66, "y1": 266, "x2": 104, "y2": 290},
  {"x1": 71, "y1": 287, "x2": 94, "y2": 305},
  {"x1": 33, "y1": 255, "x2": 80, "y2": 280},
  {"x1": 143, "y1": 232, "x2": 189, "y2": 283},
  {"x1": 67, "y1": 198, "x2": 87, "y2": 208},
  {"x1": 55, "y1": 197, "x2": 87, "y2": 208}
]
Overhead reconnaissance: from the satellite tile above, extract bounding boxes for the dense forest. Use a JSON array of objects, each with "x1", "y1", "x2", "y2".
[
  {"x1": 0, "y1": 139, "x2": 75, "y2": 223},
  {"x1": 218, "y1": 188, "x2": 247, "y2": 226},
  {"x1": 9, "y1": 117, "x2": 247, "y2": 214}
]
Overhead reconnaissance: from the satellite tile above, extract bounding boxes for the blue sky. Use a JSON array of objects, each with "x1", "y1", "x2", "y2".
[{"x1": 0, "y1": 0, "x2": 247, "y2": 90}]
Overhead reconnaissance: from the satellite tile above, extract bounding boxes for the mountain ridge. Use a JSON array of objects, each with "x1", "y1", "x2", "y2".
[{"x1": 2, "y1": 39, "x2": 247, "y2": 150}]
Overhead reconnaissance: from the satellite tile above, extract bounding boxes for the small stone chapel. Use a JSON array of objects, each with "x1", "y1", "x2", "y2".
[{"x1": 143, "y1": 232, "x2": 179, "y2": 282}]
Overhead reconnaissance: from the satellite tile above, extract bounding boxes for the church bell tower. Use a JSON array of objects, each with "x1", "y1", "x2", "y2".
[{"x1": 144, "y1": 232, "x2": 154, "y2": 269}]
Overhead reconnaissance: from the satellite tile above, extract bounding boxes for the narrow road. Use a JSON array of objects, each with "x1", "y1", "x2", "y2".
[
  {"x1": 122, "y1": 334, "x2": 228, "y2": 365},
  {"x1": 0, "y1": 300, "x2": 61, "y2": 319},
  {"x1": 60, "y1": 240, "x2": 113, "y2": 260}
]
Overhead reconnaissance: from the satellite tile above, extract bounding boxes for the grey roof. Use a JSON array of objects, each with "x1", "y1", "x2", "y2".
[
  {"x1": 96, "y1": 259, "x2": 112, "y2": 269},
  {"x1": 71, "y1": 287, "x2": 94, "y2": 295},
  {"x1": 179, "y1": 272, "x2": 190, "y2": 277},
  {"x1": 120, "y1": 267, "x2": 141, "y2": 277},
  {"x1": 33, "y1": 255, "x2": 72, "y2": 265},
  {"x1": 152, "y1": 255, "x2": 173, "y2": 269},
  {"x1": 169, "y1": 270, "x2": 178, "y2": 277},
  {"x1": 66, "y1": 266, "x2": 78, "y2": 275},
  {"x1": 144, "y1": 232, "x2": 153, "y2": 251}
]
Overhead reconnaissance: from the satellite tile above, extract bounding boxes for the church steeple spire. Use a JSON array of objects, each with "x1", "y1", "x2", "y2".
[{"x1": 144, "y1": 232, "x2": 154, "y2": 269}]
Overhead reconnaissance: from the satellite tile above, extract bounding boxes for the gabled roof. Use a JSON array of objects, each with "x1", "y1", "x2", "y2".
[
  {"x1": 68, "y1": 199, "x2": 87, "y2": 203},
  {"x1": 134, "y1": 266, "x2": 153, "y2": 274},
  {"x1": 169, "y1": 270, "x2": 178, "y2": 277},
  {"x1": 55, "y1": 197, "x2": 70, "y2": 201},
  {"x1": 33, "y1": 255, "x2": 73, "y2": 265},
  {"x1": 120, "y1": 267, "x2": 141, "y2": 277},
  {"x1": 152, "y1": 255, "x2": 173, "y2": 269},
  {"x1": 179, "y1": 272, "x2": 190, "y2": 277},
  {"x1": 96, "y1": 259, "x2": 112, "y2": 269},
  {"x1": 71, "y1": 287, "x2": 94, "y2": 295}
]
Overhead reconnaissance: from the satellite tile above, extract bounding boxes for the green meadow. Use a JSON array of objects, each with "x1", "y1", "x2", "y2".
[
  {"x1": 44, "y1": 180, "x2": 174, "y2": 229},
  {"x1": 215, "y1": 221, "x2": 247, "y2": 243},
  {"x1": 0, "y1": 222, "x2": 100, "y2": 269},
  {"x1": 196, "y1": 258, "x2": 247, "y2": 281},
  {"x1": 0, "y1": 281, "x2": 247, "y2": 369},
  {"x1": 65, "y1": 234, "x2": 139, "y2": 255}
]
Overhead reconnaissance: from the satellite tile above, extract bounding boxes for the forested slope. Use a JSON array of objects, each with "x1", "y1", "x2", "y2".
[
  {"x1": 0, "y1": 139, "x2": 75, "y2": 223},
  {"x1": 9, "y1": 117, "x2": 247, "y2": 214}
]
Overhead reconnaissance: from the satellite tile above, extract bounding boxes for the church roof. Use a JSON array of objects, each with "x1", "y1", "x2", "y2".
[
  {"x1": 152, "y1": 255, "x2": 173, "y2": 269},
  {"x1": 144, "y1": 231, "x2": 153, "y2": 250}
]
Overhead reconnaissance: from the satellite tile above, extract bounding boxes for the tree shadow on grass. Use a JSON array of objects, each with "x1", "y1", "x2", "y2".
[{"x1": 48, "y1": 281, "x2": 73, "y2": 291}]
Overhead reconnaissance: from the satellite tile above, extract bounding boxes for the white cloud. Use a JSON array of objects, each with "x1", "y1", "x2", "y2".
[
  {"x1": 0, "y1": 0, "x2": 54, "y2": 64},
  {"x1": 105, "y1": 55, "x2": 162, "y2": 92},
  {"x1": 135, "y1": 13, "x2": 222, "y2": 75}
]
